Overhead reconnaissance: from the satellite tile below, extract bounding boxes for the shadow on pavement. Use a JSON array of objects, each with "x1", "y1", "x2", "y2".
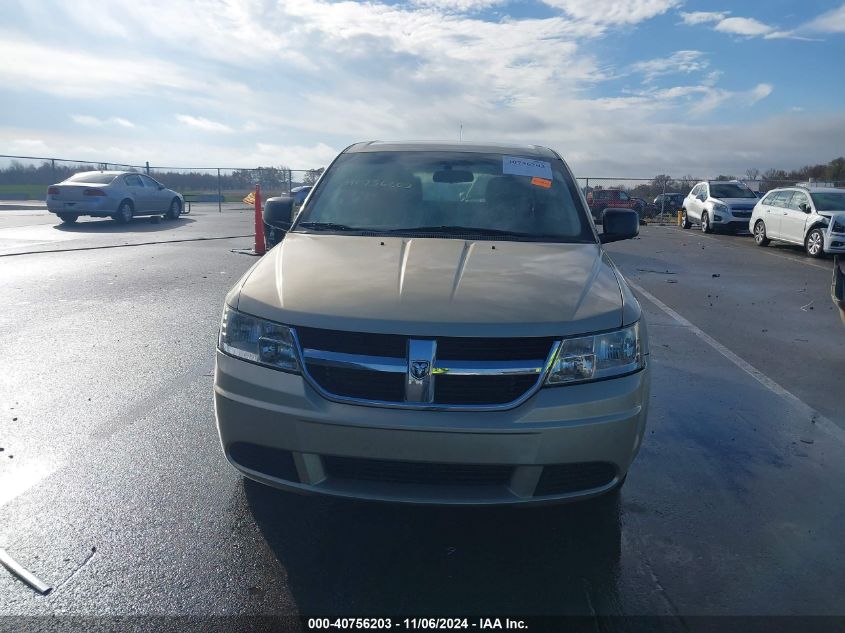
[
  {"x1": 52, "y1": 216, "x2": 196, "y2": 233},
  {"x1": 244, "y1": 479, "x2": 622, "y2": 616}
]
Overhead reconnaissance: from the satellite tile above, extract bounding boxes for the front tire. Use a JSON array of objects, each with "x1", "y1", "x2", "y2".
[
  {"x1": 166, "y1": 198, "x2": 181, "y2": 220},
  {"x1": 680, "y1": 208, "x2": 691, "y2": 229},
  {"x1": 805, "y1": 228, "x2": 825, "y2": 258},
  {"x1": 113, "y1": 200, "x2": 133, "y2": 224},
  {"x1": 58, "y1": 213, "x2": 78, "y2": 224},
  {"x1": 753, "y1": 220, "x2": 770, "y2": 247},
  {"x1": 701, "y1": 211, "x2": 713, "y2": 234}
]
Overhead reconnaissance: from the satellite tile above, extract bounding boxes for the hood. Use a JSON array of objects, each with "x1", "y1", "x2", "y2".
[
  {"x1": 236, "y1": 234, "x2": 627, "y2": 337},
  {"x1": 712, "y1": 197, "x2": 759, "y2": 208}
]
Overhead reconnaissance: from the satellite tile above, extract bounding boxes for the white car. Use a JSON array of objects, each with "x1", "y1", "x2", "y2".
[
  {"x1": 46, "y1": 171, "x2": 184, "y2": 224},
  {"x1": 681, "y1": 180, "x2": 759, "y2": 233},
  {"x1": 749, "y1": 186, "x2": 845, "y2": 258}
]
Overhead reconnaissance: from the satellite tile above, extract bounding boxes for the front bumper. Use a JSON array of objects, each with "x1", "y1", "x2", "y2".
[
  {"x1": 824, "y1": 233, "x2": 845, "y2": 254},
  {"x1": 214, "y1": 350, "x2": 650, "y2": 505}
]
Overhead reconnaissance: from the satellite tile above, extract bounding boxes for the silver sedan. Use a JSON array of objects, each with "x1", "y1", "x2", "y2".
[{"x1": 46, "y1": 170, "x2": 184, "y2": 224}]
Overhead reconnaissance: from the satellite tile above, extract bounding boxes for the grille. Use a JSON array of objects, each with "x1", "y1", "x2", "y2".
[
  {"x1": 308, "y1": 365, "x2": 405, "y2": 402},
  {"x1": 435, "y1": 374, "x2": 539, "y2": 405},
  {"x1": 229, "y1": 442, "x2": 299, "y2": 482},
  {"x1": 534, "y1": 462, "x2": 616, "y2": 496},
  {"x1": 323, "y1": 455, "x2": 513, "y2": 486},
  {"x1": 437, "y1": 336, "x2": 555, "y2": 361},
  {"x1": 732, "y1": 211, "x2": 752, "y2": 218},
  {"x1": 297, "y1": 326, "x2": 406, "y2": 357},
  {"x1": 298, "y1": 327, "x2": 552, "y2": 408}
]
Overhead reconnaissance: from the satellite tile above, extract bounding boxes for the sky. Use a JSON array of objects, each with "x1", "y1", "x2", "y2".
[{"x1": 1, "y1": 0, "x2": 844, "y2": 177}]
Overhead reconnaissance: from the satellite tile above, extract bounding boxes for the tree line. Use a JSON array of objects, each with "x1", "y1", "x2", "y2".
[{"x1": 588, "y1": 156, "x2": 845, "y2": 201}]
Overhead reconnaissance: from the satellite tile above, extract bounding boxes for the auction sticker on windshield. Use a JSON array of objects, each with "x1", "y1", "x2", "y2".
[{"x1": 502, "y1": 156, "x2": 553, "y2": 180}]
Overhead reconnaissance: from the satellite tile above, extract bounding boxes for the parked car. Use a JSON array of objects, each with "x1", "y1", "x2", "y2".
[
  {"x1": 681, "y1": 180, "x2": 758, "y2": 233},
  {"x1": 653, "y1": 193, "x2": 685, "y2": 214},
  {"x1": 586, "y1": 189, "x2": 643, "y2": 222},
  {"x1": 749, "y1": 186, "x2": 845, "y2": 258},
  {"x1": 290, "y1": 185, "x2": 313, "y2": 206},
  {"x1": 215, "y1": 141, "x2": 649, "y2": 506},
  {"x1": 46, "y1": 171, "x2": 183, "y2": 224}
]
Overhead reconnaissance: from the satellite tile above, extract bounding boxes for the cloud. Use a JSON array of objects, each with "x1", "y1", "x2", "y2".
[
  {"x1": 680, "y1": 9, "x2": 812, "y2": 40},
  {"x1": 71, "y1": 115, "x2": 135, "y2": 128},
  {"x1": 409, "y1": 0, "x2": 505, "y2": 12},
  {"x1": 0, "y1": 30, "x2": 252, "y2": 100},
  {"x1": 631, "y1": 50, "x2": 709, "y2": 82},
  {"x1": 545, "y1": 0, "x2": 681, "y2": 25},
  {"x1": 679, "y1": 11, "x2": 728, "y2": 25},
  {"x1": 176, "y1": 115, "x2": 233, "y2": 133},
  {"x1": 803, "y1": 3, "x2": 845, "y2": 33},
  {"x1": 748, "y1": 83, "x2": 773, "y2": 103}
]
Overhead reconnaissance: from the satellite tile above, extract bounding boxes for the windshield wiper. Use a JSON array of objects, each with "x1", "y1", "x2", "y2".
[
  {"x1": 385, "y1": 225, "x2": 537, "y2": 238},
  {"x1": 296, "y1": 221, "x2": 361, "y2": 232}
]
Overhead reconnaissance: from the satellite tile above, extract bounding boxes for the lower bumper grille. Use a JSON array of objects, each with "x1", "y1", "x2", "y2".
[
  {"x1": 323, "y1": 455, "x2": 513, "y2": 487},
  {"x1": 436, "y1": 374, "x2": 540, "y2": 405},
  {"x1": 229, "y1": 442, "x2": 300, "y2": 482},
  {"x1": 534, "y1": 462, "x2": 616, "y2": 496}
]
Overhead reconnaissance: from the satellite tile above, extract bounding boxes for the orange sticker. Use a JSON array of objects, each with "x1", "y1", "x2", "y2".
[{"x1": 531, "y1": 177, "x2": 552, "y2": 189}]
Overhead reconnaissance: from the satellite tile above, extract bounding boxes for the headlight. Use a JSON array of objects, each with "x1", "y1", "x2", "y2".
[
  {"x1": 833, "y1": 220, "x2": 845, "y2": 234},
  {"x1": 712, "y1": 202, "x2": 729, "y2": 213},
  {"x1": 545, "y1": 322, "x2": 643, "y2": 385},
  {"x1": 218, "y1": 305, "x2": 299, "y2": 373}
]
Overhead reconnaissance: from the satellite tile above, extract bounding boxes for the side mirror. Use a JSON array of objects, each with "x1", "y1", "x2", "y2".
[
  {"x1": 599, "y1": 208, "x2": 639, "y2": 243},
  {"x1": 263, "y1": 196, "x2": 294, "y2": 248},
  {"x1": 158, "y1": 184, "x2": 165, "y2": 190},
  {"x1": 799, "y1": 203, "x2": 811, "y2": 213}
]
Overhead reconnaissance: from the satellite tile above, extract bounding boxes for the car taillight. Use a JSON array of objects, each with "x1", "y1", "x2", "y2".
[
  {"x1": 84, "y1": 189, "x2": 106, "y2": 197},
  {"x1": 47, "y1": 186, "x2": 59, "y2": 195}
]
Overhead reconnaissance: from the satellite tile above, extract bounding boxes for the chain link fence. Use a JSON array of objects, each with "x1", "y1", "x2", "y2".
[
  {"x1": 0, "y1": 155, "x2": 318, "y2": 212},
  {"x1": 2, "y1": 154, "x2": 842, "y2": 219}
]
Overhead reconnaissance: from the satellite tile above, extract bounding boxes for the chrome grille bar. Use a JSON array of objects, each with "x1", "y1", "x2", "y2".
[{"x1": 302, "y1": 349, "x2": 406, "y2": 373}]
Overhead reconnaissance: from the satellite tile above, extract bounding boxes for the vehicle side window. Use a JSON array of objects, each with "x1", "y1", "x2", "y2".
[
  {"x1": 689, "y1": 185, "x2": 699, "y2": 197},
  {"x1": 141, "y1": 175, "x2": 161, "y2": 189},
  {"x1": 124, "y1": 175, "x2": 143, "y2": 187},
  {"x1": 761, "y1": 192, "x2": 776, "y2": 205},
  {"x1": 701, "y1": 185, "x2": 709, "y2": 199},
  {"x1": 790, "y1": 191, "x2": 809, "y2": 210},
  {"x1": 773, "y1": 192, "x2": 794, "y2": 208},
  {"x1": 618, "y1": 191, "x2": 629, "y2": 201}
]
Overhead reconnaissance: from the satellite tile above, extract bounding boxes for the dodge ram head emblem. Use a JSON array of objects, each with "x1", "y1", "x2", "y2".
[{"x1": 410, "y1": 360, "x2": 431, "y2": 381}]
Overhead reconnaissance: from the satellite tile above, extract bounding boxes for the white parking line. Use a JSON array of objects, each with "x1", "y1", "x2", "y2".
[{"x1": 628, "y1": 279, "x2": 843, "y2": 441}]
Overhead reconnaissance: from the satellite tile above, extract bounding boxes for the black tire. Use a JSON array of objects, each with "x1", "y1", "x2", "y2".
[
  {"x1": 166, "y1": 198, "x2": 181, "y2": 220},
  {"x1": 701, "y1": 211, "x2": 713, "y2": 234},
  {"x1": 753, "y1": 220, "x2": 770, "y2": 247},
  {"x1": 113, "y1": 200, "x2": 133, "y2": 224},
  {"x1": 805, "y1": 228, "x2": 825, "y2": 258},
  {"x1": 58, "y1": 213, "x2": 78, "y2": 224},
  {"x1": 680, "y1": 208, "x2": 691, "y2": 229}
]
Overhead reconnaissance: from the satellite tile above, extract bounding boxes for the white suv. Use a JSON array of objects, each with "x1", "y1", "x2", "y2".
[
  {"x1": 681, "y1": 180, "x2": 758, "y2": 233},
  {"x1": 749, "y1": 186, "x2": 845, "y2": 258}
]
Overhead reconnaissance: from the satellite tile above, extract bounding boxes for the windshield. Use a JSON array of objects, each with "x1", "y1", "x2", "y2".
[
  {"x1": 708, "y1": 183, "x2": 757, "y2": 199},
  {"x1": 293, "y1": 151, "x2": 594, "y2": 243},
  {"x1": 810, "y1": 192, "x2": 845, "y2": 211},
  {"x1": 65, "y1": 172, "x2": 118, "y2": 184}
]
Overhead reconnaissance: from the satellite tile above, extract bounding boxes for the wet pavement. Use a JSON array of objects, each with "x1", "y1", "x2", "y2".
[{"x1": 0, "y1": 215, "x2": 843, "y2": 628}]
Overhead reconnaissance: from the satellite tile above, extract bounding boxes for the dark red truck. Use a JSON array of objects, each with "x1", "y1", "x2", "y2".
[{"x1": 586, "y1": 189, "x2": 643, "y2": 222}]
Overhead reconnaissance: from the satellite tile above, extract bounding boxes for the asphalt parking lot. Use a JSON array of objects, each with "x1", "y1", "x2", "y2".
[{"x1": 1, "y1": 207, "x2": 844, "y2": 629}]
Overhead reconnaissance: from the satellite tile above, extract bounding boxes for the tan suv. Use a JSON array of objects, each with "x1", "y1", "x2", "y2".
[{"x1": 214, "y1": 141, "x2": 650, "y2": 505}]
